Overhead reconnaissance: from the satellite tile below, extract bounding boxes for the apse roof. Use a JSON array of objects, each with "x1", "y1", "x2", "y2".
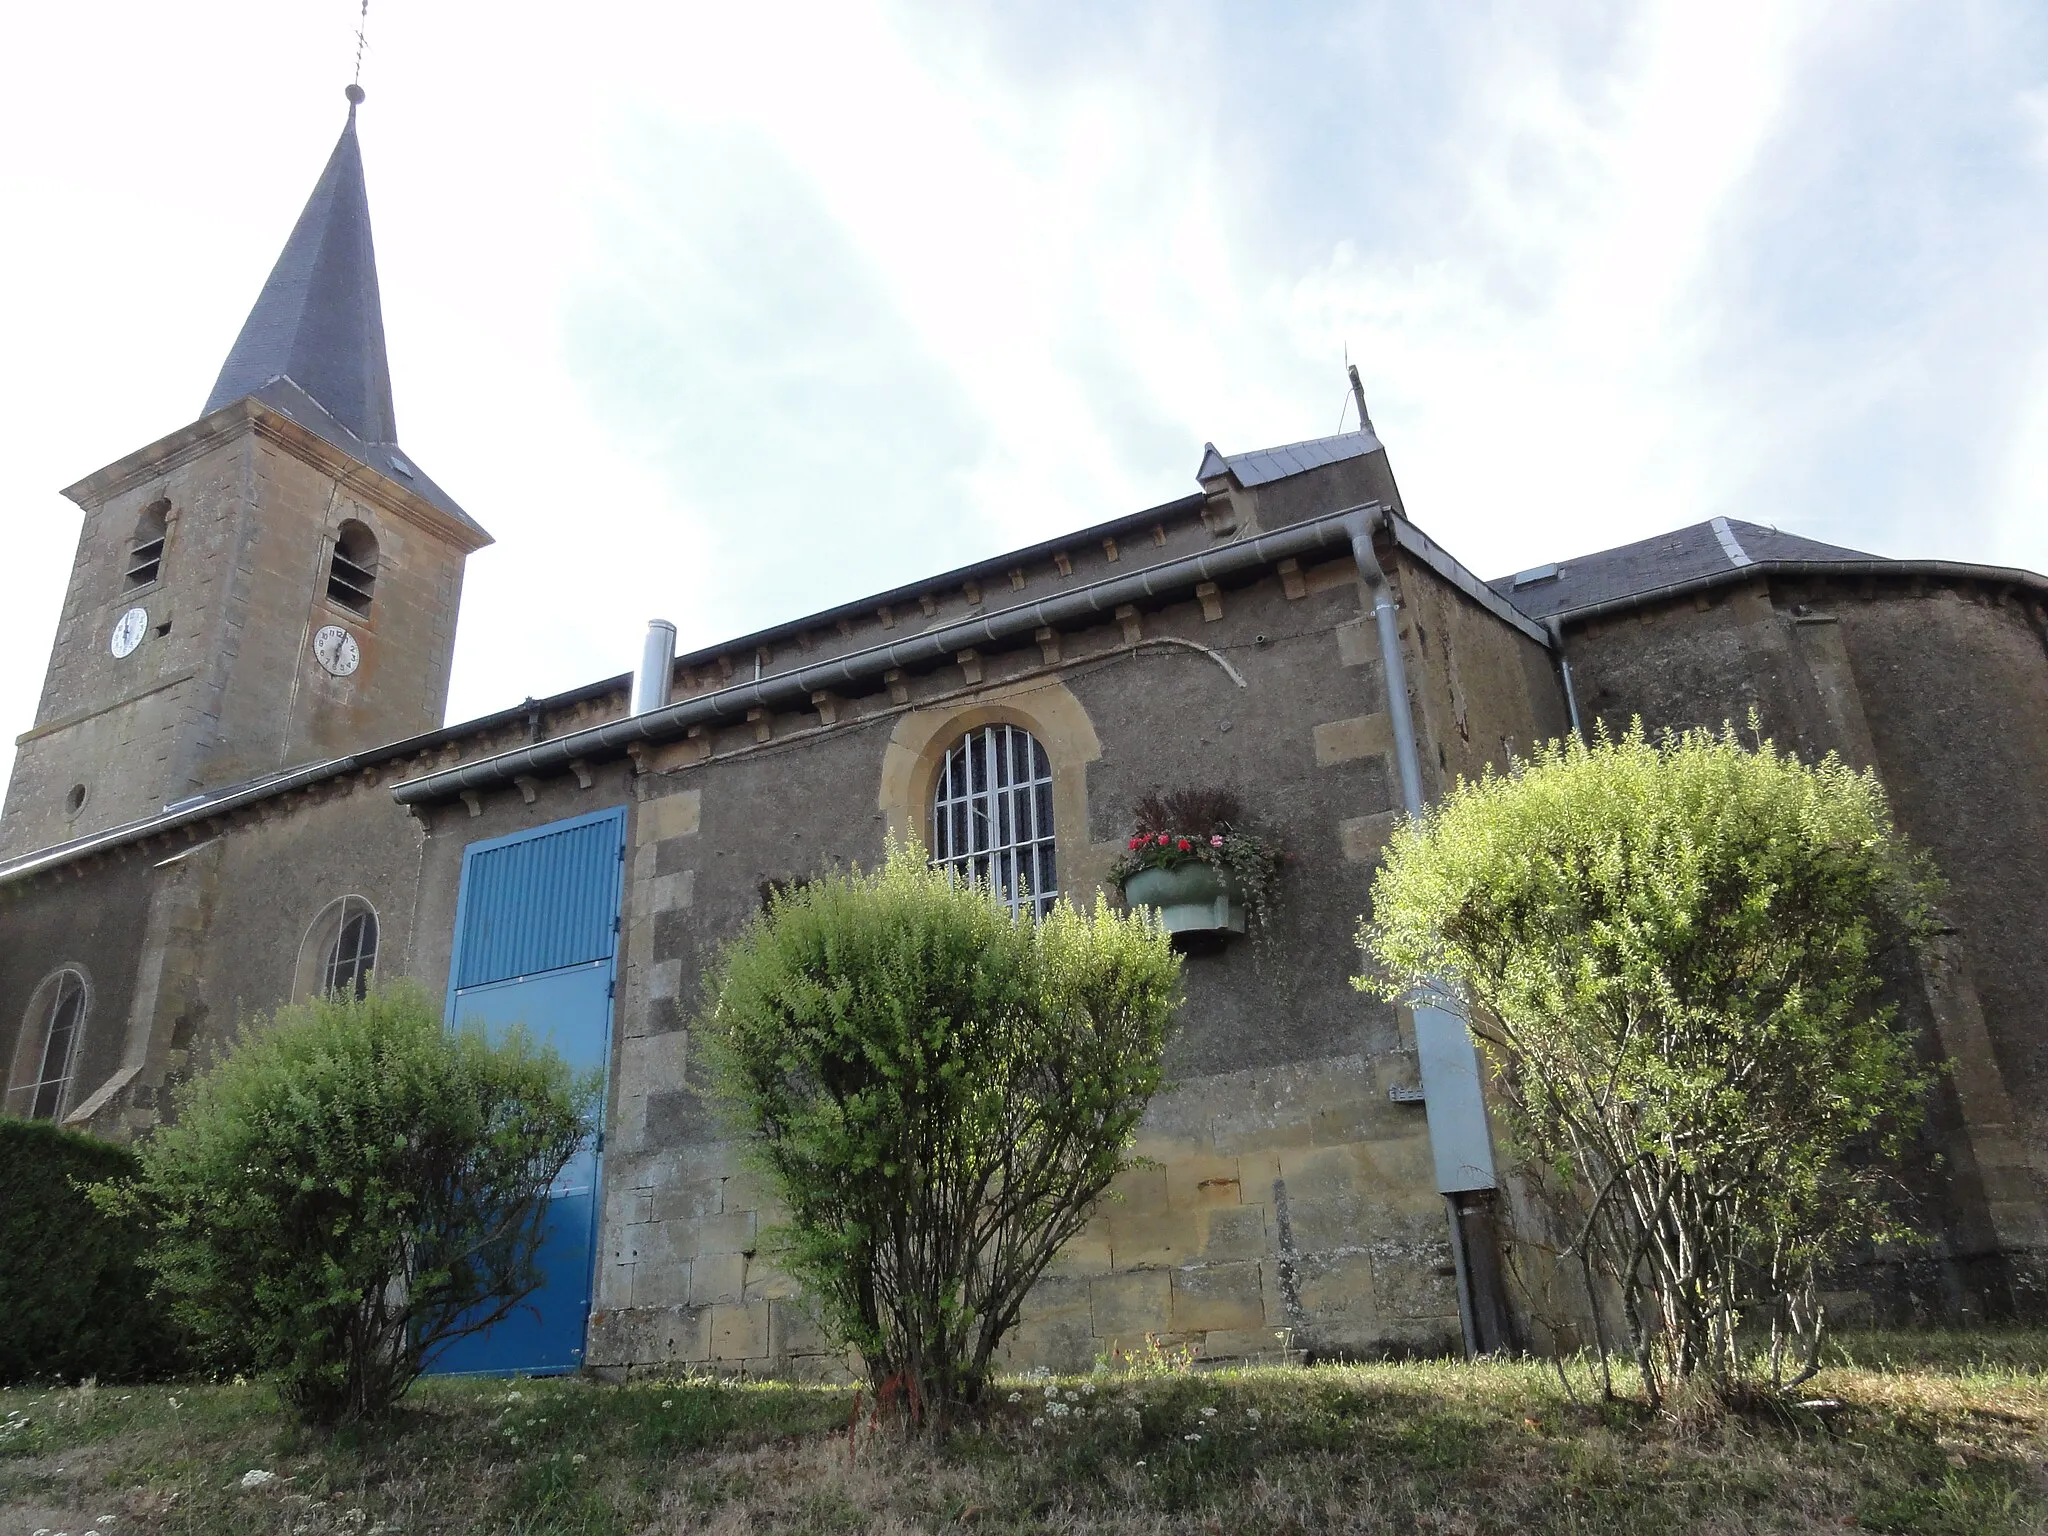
[{"x1": 1493, "y1": 518, "x2": 1877, "y2": 622}]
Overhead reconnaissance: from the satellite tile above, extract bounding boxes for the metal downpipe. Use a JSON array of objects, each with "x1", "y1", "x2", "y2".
[{"x1": 1342, "y1": 508, "x2": 1508, "y2": 1358}]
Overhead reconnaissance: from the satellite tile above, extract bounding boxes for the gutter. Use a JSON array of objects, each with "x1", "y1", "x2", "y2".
[
  {"x1": 1546, "y1": 558, "x2": 2048, "y2": 630},
  {"x1": 0, "y1": 676, "x2": 631, "y2": 890},
  {"x1": 1343, "y1": 507, "x2": 1511, "y2": 1357},
  {"x1": 392, "y1": 507, "x2": 1378, "y2": 806}
]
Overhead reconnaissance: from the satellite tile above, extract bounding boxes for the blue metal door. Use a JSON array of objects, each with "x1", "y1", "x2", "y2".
[{"x1": 427, "y1": 806, "x2": 625, "y2": 1376}]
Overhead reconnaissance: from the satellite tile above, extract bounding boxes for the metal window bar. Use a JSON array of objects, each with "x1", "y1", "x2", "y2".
[
  {"x1": 931, "y1": 724, "x2": 1057, "y2": 918},
  {"x1": 325, "y1": 906, "x2": 379, "y2": 998},
  {"x1": 29, "y1": 972, "x2": 86, "y2": 1121}
]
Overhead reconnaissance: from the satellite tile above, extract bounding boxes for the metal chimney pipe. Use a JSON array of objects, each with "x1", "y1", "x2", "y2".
[{"x1": 632, "y1": 620, "x2": 677, "y2": 715}]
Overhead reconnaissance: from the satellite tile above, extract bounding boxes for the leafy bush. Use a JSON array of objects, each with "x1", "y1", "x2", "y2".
[
  {"x1": 1357, "y1": 722, "x2": 1940, "y2": 1406},
  {"x1": 701, "y1": 843, "x2": 1183, "y2": 1421},
  {"x1": 0, "y1": 1119, "x2": 187, "y2": 1383},
  {"x1": 93, "y1": 981, "x2": 595, "y2": 1423}
]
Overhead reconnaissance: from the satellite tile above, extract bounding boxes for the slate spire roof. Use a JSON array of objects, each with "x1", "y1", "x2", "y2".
[
  {"x1": 197, "y1": 90, "x2": 487, "y2": 542},
  {"x1": 204, "y1": 90, "x2": 396, "y2": 445}
]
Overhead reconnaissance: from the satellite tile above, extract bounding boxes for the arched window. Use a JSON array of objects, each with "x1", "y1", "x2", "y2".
[
  {"x1": 14, "y1": 969, "x2": 88, "y2": 1121},
  {"x1": 931, "y1": 723, "x2": 1057, "y2": 918},
  {"x1": 327, "y1": 520, "x2": 378, "y2": 616},
  {"x1": 324, "y1": 901, "x2": 379, "y2": 998},
  {"x1": 126, "y1": 499, "x2": 169, "y2": 588}
]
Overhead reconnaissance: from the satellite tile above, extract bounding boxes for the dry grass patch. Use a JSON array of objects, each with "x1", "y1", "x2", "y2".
[{"x1": 2, "y1": 1330, "x2": 2043, "y2": 1535}]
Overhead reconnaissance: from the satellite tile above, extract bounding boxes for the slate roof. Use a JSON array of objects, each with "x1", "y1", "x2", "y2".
[
  {"x1": 242, "y1": 375, "x2": 488, "y2": 542},
  {"x1": 1197, "y1": 429, "x2": 1384, "y2": 488},
  {"x1": 1492, "y1": 518, "x2": 1877, "y2": 622},
  {"x1": 200, "y1": 96, "x2": 484, "y2": 540}
]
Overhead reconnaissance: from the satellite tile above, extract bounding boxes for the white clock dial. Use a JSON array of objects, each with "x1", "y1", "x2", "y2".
[
  {"x1": 110, "y1": 606, "x2": 148, "y2": 658},
  {"x1": 313, "y1": 624, "x2": 361, "y2": 677}
]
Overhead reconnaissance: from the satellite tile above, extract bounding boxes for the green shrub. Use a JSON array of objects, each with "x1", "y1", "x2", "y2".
[
  {"x1": 93, "y1": 980, "x2": 595, "y2": 1423},
  {"x1": 1357, "y1": 721, "x2": 1940, "y2": 1406},
  {"x1": 701, "y1": 843, "x2": 1183, "y2": 1421},
  {"x1": 0, "y1": 1119, "x2": 188, "y2": 1383}
]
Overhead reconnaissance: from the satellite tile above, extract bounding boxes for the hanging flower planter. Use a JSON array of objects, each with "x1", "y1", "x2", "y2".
[
  {"x1": 1108, "y1": 788, "x2": 1281, "y2": 950},
  {"x1": 1121, "y1": 860, "x2": 1246, "y2": 937}
]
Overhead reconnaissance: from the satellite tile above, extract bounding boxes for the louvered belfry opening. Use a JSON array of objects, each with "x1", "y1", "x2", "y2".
[
  {"x1": 126, "y1": 499, "x2": 169, "y2": 588},
  {"x1": 327, "y1": 519, "x2": 378, "y2": 614}
]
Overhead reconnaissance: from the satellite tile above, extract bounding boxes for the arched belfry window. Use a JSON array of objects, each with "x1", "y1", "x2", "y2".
[
  {"x1": 12, "y1": 969, "x2": 88, "y2": 1121},
  {"x1": 126, "y1": 499, "x2": 168, "y2": 588},
  {"x1": 931, "y1": 723, "x2": 1057, "y2": 918},
  {"x1": 327, "y1": 520, "x2": 378, "y2": 616},
  {"x1": 324, "y1": 900, "x2": 379, "y2": 998}
]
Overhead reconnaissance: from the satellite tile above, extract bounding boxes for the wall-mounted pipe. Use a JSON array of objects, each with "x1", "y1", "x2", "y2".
[
  {"x1": 1341, "y1": 507, "x2": 1512, "y2": 1357},
  {"x1": 393, "y1": 508, "x2": 1371, "y2": 806},
  {"x1": 632, "y1": 620, "x2": 677, "y2": 715},
  {"x1": 1546, "y1": 617, "x2": 1583, "y2": 736}
]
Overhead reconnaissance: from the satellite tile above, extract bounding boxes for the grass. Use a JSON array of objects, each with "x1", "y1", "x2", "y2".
[{"x1": 3, "y1": 1330, "x2": 2045, "y2": 1534}]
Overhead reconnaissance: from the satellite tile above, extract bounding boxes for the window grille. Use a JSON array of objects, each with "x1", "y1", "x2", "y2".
[
  {"x1": 931, "y1": 724, "x2": 1057, "y2": 918},
  {"x1": 325, "y1": 904, "x2": 379, "y2": 998},
  {"x1": 126, "y1": 500, "x2": 168, "y2": 588},
  {"x1": 327, "y1": 520, "x2": 378, "y2": 615},
  {"x1": 24, "y1": 970, "x2": 87, "y2": 1121}
]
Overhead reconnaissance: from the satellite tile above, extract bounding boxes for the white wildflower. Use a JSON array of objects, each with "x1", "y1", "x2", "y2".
[
  {"x1": 240, "y1": 1470, "x2": 279, "y2": 1490},
  {"x1": 571, "y1": 1453, "x2": 587, "y2": 1465},
  {"x1": 1199, "y1": 1406, "x2": 1217, "y2": 1419},
  {"x1": 1246, "y1": 1408, "x2": 1261, "y2": 1423},
  {"x1": 506, "y1": 1391, "x2": 522, "y2": 1402},
  {"x1": 1047, "y1": 1401, "x2": 1070, "y2": 1418},
  {"x1": 1030, "y1": 1417, "x2": 1045, "y2": 1428},
  {"x1": 1081, "y1": 1383, "x2": 1095, "y2": 1395},
  {"x1": 1007, "y1": 1392, "x2": 1021, "y2": 1403},
  {"x1": 661, "y1": 1399, "x2": 674, "y2": 1409},
  {"x1": 1134, "y1": 1461, "x2": 1145, "y2": 1468},
  {"x1": 1184, "y1": 1432, "x2": 1201, "y2": 1442},
  {"x1": 1064, "y1": 1390, "x2": 1079, "y2": 1402}
]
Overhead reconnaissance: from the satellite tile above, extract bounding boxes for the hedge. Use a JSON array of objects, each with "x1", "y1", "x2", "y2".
[{"x1": 0, "y1": 1119, "x2": 187, "y2": 1382}]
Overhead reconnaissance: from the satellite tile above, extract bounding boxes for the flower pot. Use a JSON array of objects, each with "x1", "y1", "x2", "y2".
[{"x1": 1121, "y1": 861, "x2": 1246, "y2": 939}]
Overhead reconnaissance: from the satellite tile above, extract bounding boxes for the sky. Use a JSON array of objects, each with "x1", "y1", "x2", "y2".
[{"x1": 3, "y1": 1, "x2": 2045, "y2": 799}]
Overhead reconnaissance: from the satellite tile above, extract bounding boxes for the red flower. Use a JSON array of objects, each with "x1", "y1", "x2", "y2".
[
  {"x1": 1155, "y1": 833, "x2": 1170, "y2": 845},
  {"x1": 1176, "y1": 838, "x2": 1191, "y2": 851},
  {"x1": 1128, "y1": 836, "x2": 1144, "y2": 849}
]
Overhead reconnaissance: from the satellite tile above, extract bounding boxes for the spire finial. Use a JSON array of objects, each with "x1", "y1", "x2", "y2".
[{"x1": 345, "y1": 83, "x2": 365, "y2": 107}]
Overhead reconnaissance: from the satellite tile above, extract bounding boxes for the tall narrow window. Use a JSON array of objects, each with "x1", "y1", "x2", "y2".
[
  {"x1": 21, "y1": 970, "x2": 87, "y2": 1121},
  {"x1": 126, "y1": 499, "x2": 168, "y2": 588},
  {"x1": 324, "y1": 902, "x2": 379, "y2": 998},
  {"x1": 931, "y1": 723, "x2": 1057, "y2": 918},
  {"x1": 327, "y1": 520, "x2": 378, "y2": 616}
]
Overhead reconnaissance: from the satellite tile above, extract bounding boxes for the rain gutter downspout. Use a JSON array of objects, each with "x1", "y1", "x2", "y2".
[
  {"x1": 1547, "y1": 617, "x2": 1583, "y2": 735},
  {"x1": 1342, "y1": 507, "x2": 1507, "y2": 1358}
]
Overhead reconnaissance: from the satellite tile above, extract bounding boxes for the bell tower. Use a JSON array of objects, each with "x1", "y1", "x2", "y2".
[{"x1": 0, "y1": 89, "x2": 491, "y2": 858}]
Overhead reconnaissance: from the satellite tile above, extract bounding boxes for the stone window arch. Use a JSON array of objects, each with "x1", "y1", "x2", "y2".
[
  {"x1": 879, "y1": 681, "x2": 1105, "y2": 912},
  {"x1": 297, "y1": 896, "x2": 380, "y2": 1000},
  {"x1": 327, "y1": 519, "x2": 378, "y2": 616},
  {"x1": 9, "y1": 967, "x2": 89, "y2": 1121},
  {"x1": 931, "y1": 724, "x2": 1058, "y2": 918}
]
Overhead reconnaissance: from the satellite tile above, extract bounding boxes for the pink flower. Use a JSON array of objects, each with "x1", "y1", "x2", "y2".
[
  {"x1": 1209, "y1": 835, "x2": 1225, "y2": 847},
  {"x1": 1155, "y1": 833, "x2": 1170, "y2": 845}
]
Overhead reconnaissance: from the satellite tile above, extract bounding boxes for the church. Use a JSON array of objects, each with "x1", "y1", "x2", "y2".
[{"x1": 5, "y1": 94, "x2": 2046, "y2": 1378}]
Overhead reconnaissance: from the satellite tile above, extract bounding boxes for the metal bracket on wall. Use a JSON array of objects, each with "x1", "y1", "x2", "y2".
[{"x1": 1388, "y1": 1084, "x2": 1426, "y2": 1103}]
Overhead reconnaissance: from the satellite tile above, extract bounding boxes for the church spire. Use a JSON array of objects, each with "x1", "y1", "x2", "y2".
[{"x1": 204, "y1": 85, "x2": 396, "y2": 445}]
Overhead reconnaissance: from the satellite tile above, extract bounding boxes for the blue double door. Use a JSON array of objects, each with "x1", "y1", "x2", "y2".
[{"x1": 427, "y1": 806, "x2": 625, "y2": 1377}]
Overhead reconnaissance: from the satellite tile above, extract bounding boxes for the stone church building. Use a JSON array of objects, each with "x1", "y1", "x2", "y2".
[{"x1": 5, "y1": 97, "x2": 2046, "y2": 1376}]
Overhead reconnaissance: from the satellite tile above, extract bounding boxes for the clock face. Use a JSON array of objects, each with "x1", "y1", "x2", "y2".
[
  {"x1": 313, "y1": 624, "x2": 361, "y2": 677},
  {"x1": 110, "y1": 606, "x2": 148, "y2": 658}
]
